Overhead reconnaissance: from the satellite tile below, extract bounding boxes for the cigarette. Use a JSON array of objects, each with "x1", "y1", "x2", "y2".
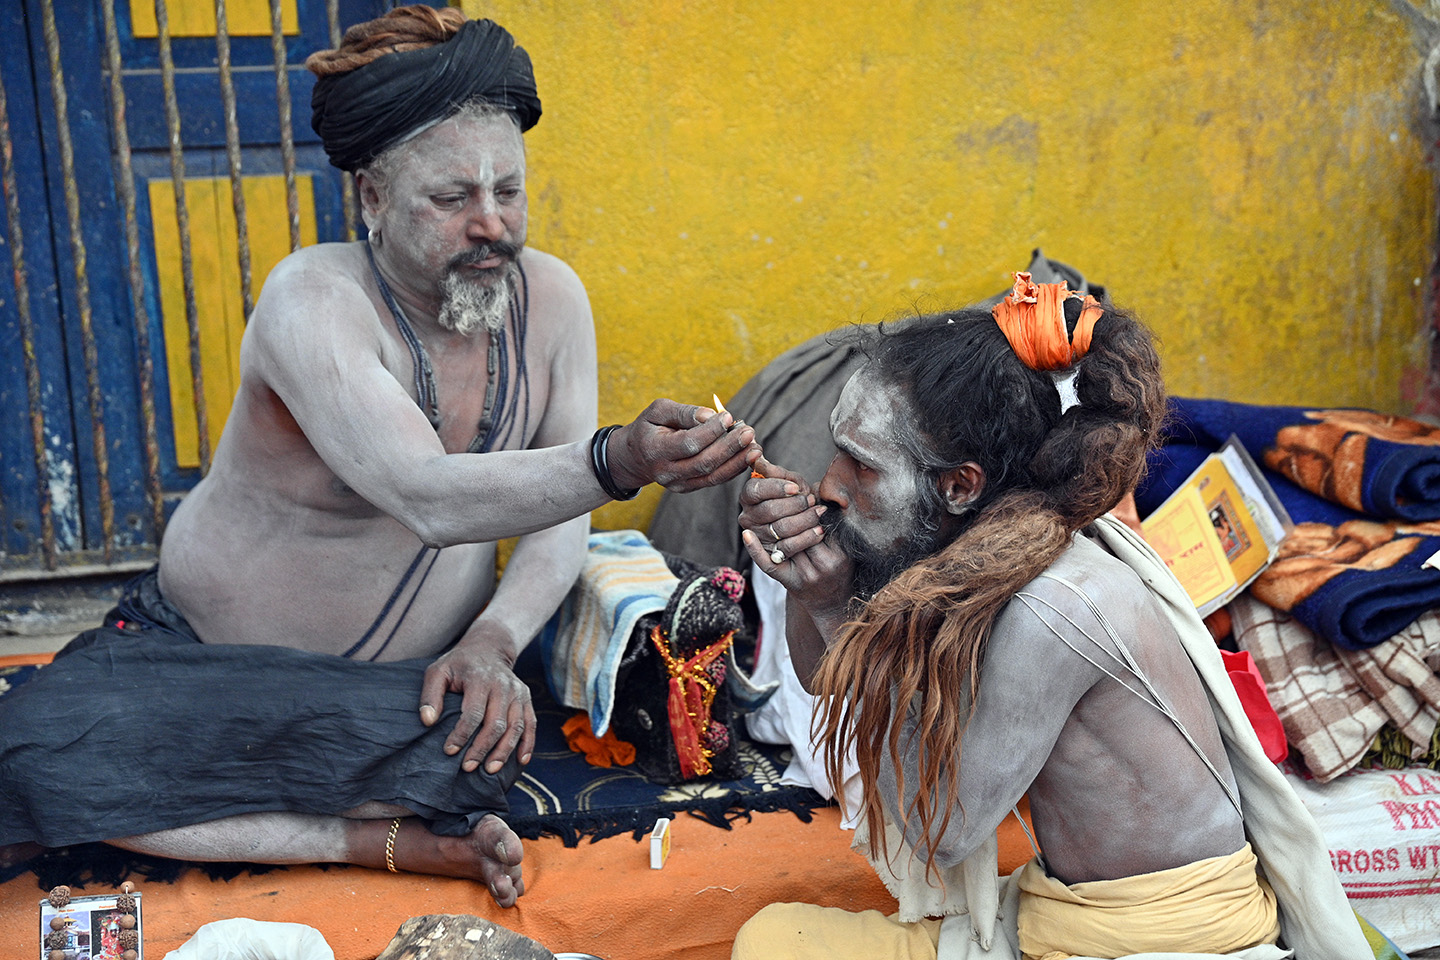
[
  {"x1": 717, "y1": 392, "x2": 763, "y2": 479},
  {"x1": 712, "y1": 392, "x2": 746, "y2": 430}
]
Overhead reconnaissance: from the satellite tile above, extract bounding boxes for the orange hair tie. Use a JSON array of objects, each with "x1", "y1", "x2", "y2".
[{"x1": 991, "y1": 271, "x2": 1103, "y2": 371}]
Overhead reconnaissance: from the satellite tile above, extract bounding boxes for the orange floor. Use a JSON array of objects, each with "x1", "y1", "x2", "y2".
[
  {"x1": 4, "y1": 805, "x2": 1038, "y2": 960},
  {"x1": 2, "y1": 649, "x2": 1036, "y2": 959}
]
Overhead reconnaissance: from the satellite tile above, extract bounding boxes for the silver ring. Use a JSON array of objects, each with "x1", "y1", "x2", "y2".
[
  {"x1": 770, "y1": 547, "x2": 785, "y2": 564},
  {"x1": 768, "y1": 523, "x2": 779, "y2": 541}
]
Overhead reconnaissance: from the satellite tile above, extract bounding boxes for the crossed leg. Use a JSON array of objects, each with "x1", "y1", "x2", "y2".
[{"x1": 105, "y1": 805, "x2": 525, "y2": 907}]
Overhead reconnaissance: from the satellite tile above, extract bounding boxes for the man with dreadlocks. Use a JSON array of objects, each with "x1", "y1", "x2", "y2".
[
  {"x1": 731, "y1": 277, "x2": 1369, "y2": 958},
  {"x1": 0, "y1": 6, "x2": 756, "y2": 904}
]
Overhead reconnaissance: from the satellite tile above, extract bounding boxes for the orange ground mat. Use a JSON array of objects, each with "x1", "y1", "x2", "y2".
[{"x1": 4, "y1": 805, "x2": 1038, "y2": 960}]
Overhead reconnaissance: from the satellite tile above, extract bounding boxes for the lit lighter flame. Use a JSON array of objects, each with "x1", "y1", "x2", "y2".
[{"x1": 712, "y1": 393, "x2": 728, "y2": 415}]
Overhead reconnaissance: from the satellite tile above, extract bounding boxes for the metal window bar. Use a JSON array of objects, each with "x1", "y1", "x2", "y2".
[
  {"x1": 11, "y1": 0, "x2": 347, "y2": 573},
  {"x1": 154, "y1": 0, "x2": 212, "y2": 476},
  {"x1": 215, "y1": 0, "x2": 256, "y2": 319},
  {"x1": 40, "y1": 0, "x2": 116, "y2": 562},
  {"x1": 101, "y1": 0, "x2": 166, "y2": 544},
  {"x1": 270, "y1": 0, "x2": 301, "y2": 252},
  {"x1": 327, "y1": 0, "x2": 358, "y2": 241},
  {"x1": 0, "y1": 68, "x2": 58, "y2": 571}
]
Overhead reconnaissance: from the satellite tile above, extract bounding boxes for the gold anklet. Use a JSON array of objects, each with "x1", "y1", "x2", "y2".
[{"x1": 385, "y1": 817, "x2": 402, "y2": 873}]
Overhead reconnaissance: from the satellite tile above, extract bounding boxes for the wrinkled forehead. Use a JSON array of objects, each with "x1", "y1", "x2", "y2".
[
  {"x1": 830, "y1": 366, "x2": 913, "y2": 461},
  {"x1": 396, "y1": 112, "x2": 526, "y2": 177}
]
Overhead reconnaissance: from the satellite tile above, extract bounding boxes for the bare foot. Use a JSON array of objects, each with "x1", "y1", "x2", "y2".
[
  {"x1": 0, "y1": 841, "x2": 44, "y2": 871},
  {"x1": 364, "y1": 815, "x2": 525, "y2": 907}
]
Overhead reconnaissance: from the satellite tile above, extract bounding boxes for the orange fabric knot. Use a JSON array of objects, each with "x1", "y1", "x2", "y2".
[
  {"x1": 991, "y1": 271, "x2": 1103, "y2": 372},
  {"x1": 561, "y1": 713, "x2": 637, "y2": 768}
]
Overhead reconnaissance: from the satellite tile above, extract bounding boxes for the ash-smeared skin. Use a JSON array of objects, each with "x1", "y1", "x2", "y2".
[
  {"x1": 146, "y1": 111, "x2": 756, "y2": 903},
  {"x1": 821, "y1": 368, "x2": 928, "y2": 554},
  {"x1": 739, "y1": 365, "x2": 1248, "y2": 887}
]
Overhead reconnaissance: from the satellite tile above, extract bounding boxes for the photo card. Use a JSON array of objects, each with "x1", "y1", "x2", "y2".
[{"x1": 38, "y1": 891, "x2": 142, "y2": 960}]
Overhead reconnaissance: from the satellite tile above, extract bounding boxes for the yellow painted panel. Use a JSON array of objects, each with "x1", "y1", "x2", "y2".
[
  {"x1": 151, "y1": 173, "x2": 316, "y2": 468},
  {"x1": 458, "y1": 0, "x2": 1436, "y2": 532},
  {"x1": 130, "y1": 0, "x2": 298, "y2": 38}
]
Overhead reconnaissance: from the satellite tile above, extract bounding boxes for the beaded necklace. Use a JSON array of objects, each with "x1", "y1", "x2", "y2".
[{"x1": 343, "y1": 243, "x2": 531, "y2": 660}]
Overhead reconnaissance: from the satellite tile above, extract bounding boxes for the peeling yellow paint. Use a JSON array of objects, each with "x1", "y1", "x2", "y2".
[{"x1": 462, "y1": 0, "x2": 1436, "y2": 531}]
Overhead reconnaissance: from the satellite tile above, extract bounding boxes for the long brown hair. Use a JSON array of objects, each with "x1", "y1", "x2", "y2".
[{"x1": 813, "y1": 303, "x2": 1166, "y2": 871}]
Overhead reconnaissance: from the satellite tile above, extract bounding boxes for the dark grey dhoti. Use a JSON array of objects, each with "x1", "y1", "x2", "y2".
[{"x1": 0, "y1": 570, "x2": 517, "y2": 847}]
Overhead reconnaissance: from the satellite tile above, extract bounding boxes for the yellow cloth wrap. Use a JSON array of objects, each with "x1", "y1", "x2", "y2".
[
  {"x1": 730, "y1": 903, "x2": 941, "y2": 960},
  {"x1": 1017, "y1": 843, "x2": 1280, "y2": 960}
]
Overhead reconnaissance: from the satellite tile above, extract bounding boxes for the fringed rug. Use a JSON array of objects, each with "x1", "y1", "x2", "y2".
[{"x1": 1, "y1": 645, "x2": 826, "y2": 889}]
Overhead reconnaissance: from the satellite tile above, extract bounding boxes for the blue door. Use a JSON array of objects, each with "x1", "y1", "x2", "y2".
[{"x1": 0, "y1": 0, "x2": 389, "y2": 577}]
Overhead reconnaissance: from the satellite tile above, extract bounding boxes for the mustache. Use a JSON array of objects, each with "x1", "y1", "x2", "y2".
[
  {"x1": 448, "y1": 241, "x2": 523, "y2": 270},
  {"x1": 817, "y1": 500, "x2": 868, "y2": 561}
]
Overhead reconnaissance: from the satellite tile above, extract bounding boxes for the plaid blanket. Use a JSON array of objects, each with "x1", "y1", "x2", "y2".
[{"x1": 1230, "y1": 593, "x2": 1440, "y2": 782}]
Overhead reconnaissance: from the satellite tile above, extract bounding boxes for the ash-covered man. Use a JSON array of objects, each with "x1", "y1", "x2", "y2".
[
  {"x1": 0, "y1": 6, "x2": 755, "y2": 906},
  {"x1": 730, "y1": 281, "x2": 1368, "y2": 958}
]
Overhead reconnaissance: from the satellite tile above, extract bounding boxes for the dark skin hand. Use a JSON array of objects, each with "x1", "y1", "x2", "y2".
[
  {"x1": 738, "y1": 454, "x2": 851, "y2": 688},
  {"x1": 609, "y1": 399, "x2": 760, "y2": 493},
  {"x1": 421, "y1": 400, "x2": 760, "y2": 773},
  {"x1": 420, "y1": 621, "x2": 534, "y2": 774}
]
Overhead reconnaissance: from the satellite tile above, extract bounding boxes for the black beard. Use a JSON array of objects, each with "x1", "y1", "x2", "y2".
[{"x1": 819, "y1": 500, "x2": 948, "y2": 601}]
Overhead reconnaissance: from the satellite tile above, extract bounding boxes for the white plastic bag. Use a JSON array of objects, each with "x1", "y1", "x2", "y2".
[
  {"x1": 163, "y1": 918, "x2": 335, "y2": 960},
  {"x1": 1285, "y1": 763, "x2": 1440, "y2": 953}
]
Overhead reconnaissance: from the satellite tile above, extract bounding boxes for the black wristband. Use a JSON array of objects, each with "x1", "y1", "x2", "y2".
[{"x1": 589, "y1": 425, "x2": 642, "y2": 501}]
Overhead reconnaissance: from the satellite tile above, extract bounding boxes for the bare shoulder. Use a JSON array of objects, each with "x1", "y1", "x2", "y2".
[
  {"x1": 990, "y1": 537, "x2": 1151, "y2": 672},
  {"x1": 249, "y1": 244, "x2": 377, "y2": 336},
  {"x1": 255, "y1": 242, "x2": 366, "y2": 302},
  {"x1": 243, "y1": 243, "x2": 387, "y2": 378},
  {"x1": 518, "y1": 250, "x2": 584, "y2": 302},
  {"x1": 518, "y1": 247, "x2": 590, "y2": 314}
]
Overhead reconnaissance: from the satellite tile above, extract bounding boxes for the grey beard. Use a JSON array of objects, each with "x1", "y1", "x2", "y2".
[{"x1": 437, "y1": 265, "x2": 514, "y2": 336}]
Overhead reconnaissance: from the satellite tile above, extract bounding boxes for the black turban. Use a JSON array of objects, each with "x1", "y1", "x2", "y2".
[{"x1": 310, "y1": 18, "x2": 542, "y2": 173}]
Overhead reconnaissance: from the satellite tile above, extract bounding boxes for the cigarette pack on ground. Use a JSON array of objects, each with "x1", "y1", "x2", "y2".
[{"x1": 649, "y1": 817, "x2": 672, "y2": 869}]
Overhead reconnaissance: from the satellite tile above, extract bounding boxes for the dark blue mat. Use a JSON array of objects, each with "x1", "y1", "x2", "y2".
[{"x1": 503, "y1": 642, "x2": 824, "y2": 845}]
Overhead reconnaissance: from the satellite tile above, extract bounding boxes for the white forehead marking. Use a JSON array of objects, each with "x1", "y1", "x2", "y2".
[
  {"x1": 831, "y1": 367, "x2": 924, "y2": 537},
  {"x1": 832, "y1": 367, "x2": 909, "y2": 463},
  {"x1": 405, "y1": 114, "x2": 521, "y2": 188}
]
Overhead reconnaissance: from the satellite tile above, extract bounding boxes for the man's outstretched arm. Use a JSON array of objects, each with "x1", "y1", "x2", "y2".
[{"x1": 248, "y1": 251, "x2": 757, "y2": 546}]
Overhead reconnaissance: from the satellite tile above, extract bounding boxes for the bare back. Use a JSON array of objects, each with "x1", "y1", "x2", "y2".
[
  {"x1": 158, "y1": 240, "x2": 597, "y2": 659},
  {"x1": 883, "y1": 533, "x2": 1246, "y2": 885}
]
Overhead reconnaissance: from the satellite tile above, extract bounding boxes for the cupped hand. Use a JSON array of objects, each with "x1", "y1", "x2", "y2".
[
  {"x1": 418, "y1": 623, "x2": 535, "y2": 775},
  {"x1": 607, "y1": 399, "x2": 759, "y2": 493},
  {"x1": 738, "y1": 454, "x2": 828, "y2": 564},
  {"x1": 740, "y1": 455, "x2": 854, "y2": 618}
]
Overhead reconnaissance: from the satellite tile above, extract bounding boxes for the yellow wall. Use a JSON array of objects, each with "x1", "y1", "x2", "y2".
[{"x1": 462, "y1": 0, "x2": 1436, "y2": 532}]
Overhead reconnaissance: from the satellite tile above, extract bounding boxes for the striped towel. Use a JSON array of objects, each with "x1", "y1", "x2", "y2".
[
  {"x1": 539, "y1": 530, "x2": 679, "y2": 735},
  {"x1": 1231, "y1": 592, "x2": 1440, "y2": 782}
]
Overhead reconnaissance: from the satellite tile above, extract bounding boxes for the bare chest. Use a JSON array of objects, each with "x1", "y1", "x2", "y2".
[{"x1": 384, "y1": 318, "x2": 548, "y2": 457}]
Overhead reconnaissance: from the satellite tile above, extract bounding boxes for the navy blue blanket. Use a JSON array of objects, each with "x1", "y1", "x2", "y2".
[
  {"x1": 1154, "y1": 397, "x2": 1440, "y2": 521},
  {"x1": 1137, "y1": 398, "x2": 1440, "y2": 651}
]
